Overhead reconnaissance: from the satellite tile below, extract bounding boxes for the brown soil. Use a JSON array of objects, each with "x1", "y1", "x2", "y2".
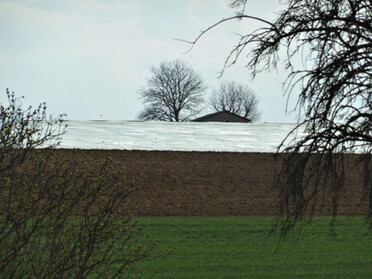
[{"x1": 52, "y1": 149, "x2": 369, "y2": 217}]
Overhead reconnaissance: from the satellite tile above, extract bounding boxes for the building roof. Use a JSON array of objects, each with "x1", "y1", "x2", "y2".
[{"x1": 192, "y1": 111, "x2": 251, "y2": 123}]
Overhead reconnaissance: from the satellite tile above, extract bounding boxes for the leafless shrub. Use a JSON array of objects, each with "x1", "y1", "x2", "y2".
[{"x1": 0, "y1": 90, "x2": 150, "y2": 278}]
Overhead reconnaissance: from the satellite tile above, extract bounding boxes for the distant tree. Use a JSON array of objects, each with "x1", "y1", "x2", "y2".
[
  {"x1": 189, "y1": 0, "x2": 372, "y2": 235},
  {"x1": 138, "y1": 60, "x2": 207, "y2": 122},
  {"x1": 210, "y1": 80, "x2": 260, "y2": 121}
]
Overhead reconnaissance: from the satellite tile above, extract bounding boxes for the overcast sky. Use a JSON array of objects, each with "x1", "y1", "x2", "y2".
[{"x1": 0, "y1": 0, "x2": 298, "y2": 122}]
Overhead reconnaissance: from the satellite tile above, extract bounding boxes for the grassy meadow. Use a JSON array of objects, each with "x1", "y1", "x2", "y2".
[{"x1": 128, "y1": 217, "x2": 372, "y2": 279}]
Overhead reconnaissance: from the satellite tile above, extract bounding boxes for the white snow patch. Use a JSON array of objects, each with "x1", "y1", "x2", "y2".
[{"x1": 59, "y1": 121, "x2": 301, "y2": 152}]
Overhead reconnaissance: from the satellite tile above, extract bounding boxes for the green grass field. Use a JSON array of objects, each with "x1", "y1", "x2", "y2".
[{"x1": 128, "y1": 217, "x2": 372, "y2": 279}]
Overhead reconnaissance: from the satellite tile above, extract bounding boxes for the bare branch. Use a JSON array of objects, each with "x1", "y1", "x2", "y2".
[
  {"x1": 177, "y1": 14, "x2": 277, "y2": 55},
  {"x1": 193, "y1": 0, "x2": 372, "y2": 236}
]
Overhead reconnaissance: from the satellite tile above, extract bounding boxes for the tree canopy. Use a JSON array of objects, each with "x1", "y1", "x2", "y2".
[
  {"x1": 210, "y1": 80, "x2": 260, "y2": 121},
  {"x1": 138, "y1": 60, "x2": 206, "y2": 122}
]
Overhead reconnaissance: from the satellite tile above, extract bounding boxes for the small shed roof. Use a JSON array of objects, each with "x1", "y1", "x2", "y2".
[{"x1": 192, "y1": 111, "x2": 251, "y2": 123}]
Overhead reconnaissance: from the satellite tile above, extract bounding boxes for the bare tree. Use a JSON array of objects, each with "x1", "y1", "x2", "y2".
[
  {"x1": 138, "y1": 60, "x2": 207, "y2": 122},
  {"x1": 189, "y1": 0, "x2": 372, "y2": 234},
  {"x1": 210, "y1": 80, "x2": 260, "y2": 121}
]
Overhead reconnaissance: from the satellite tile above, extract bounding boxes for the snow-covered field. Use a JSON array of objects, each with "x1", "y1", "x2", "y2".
[{"x1": 59, "y1": 121, "x2": 300, "y2": 152}]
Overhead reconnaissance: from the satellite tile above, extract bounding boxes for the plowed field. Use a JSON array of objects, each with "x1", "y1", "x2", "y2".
[{"x1": 55, "y1": 149, "x2": 368, "y2": 217}]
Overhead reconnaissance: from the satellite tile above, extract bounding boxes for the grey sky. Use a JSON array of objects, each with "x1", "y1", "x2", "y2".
[{"x1": 0, "y1": 0, "x2": 296, "y2": 122}]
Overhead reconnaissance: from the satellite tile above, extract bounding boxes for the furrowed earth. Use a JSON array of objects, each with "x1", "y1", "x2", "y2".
[{"x1": 53, "y1": 149, "x2": 368, "y2": 217}]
